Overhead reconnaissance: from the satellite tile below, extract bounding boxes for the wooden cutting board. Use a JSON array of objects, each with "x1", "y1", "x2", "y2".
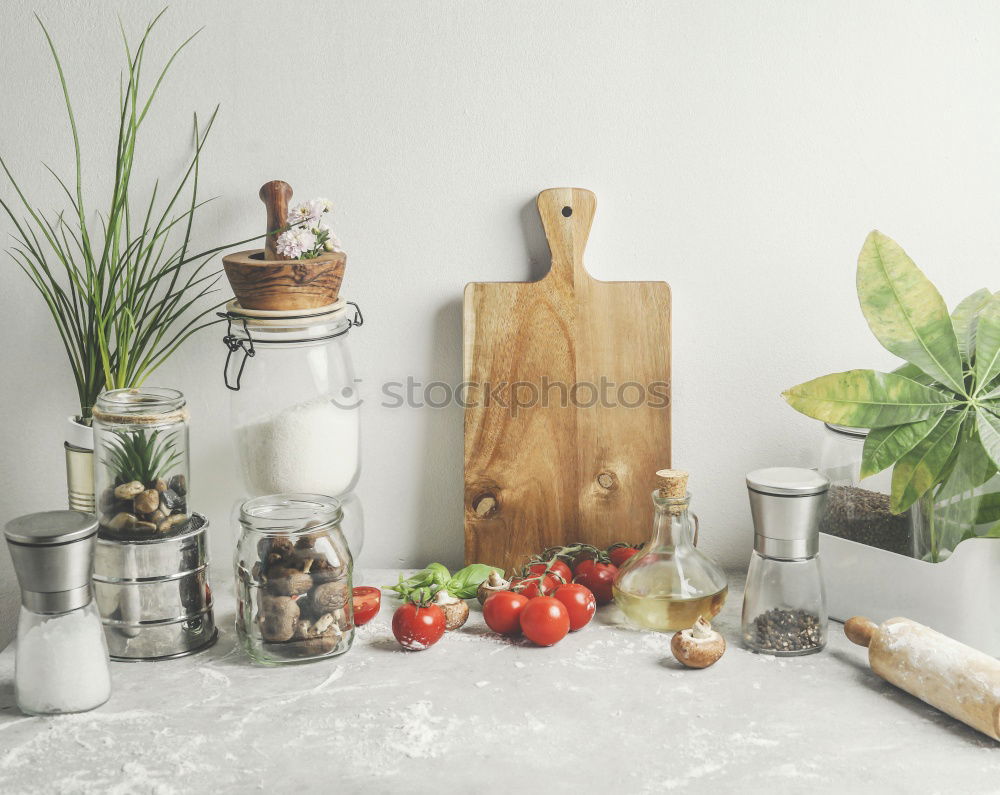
[{"x1": 463, "y1": 188, "x2": 671, "y2": 570}]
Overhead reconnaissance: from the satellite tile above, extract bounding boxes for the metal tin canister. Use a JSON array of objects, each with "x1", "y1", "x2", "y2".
[{"x1": 92, "y1": 514, "x2": 217, "y2": 661}]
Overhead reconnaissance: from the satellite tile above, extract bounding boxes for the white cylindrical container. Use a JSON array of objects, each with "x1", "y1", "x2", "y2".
[{"x1": 222, "y1": 300, "x2": 364, "y2": 556}]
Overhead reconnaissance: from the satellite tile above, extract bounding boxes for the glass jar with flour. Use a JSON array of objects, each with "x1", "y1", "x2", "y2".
[{"x1": 222, "y1": 299, "x2": 364, "y2": 554}]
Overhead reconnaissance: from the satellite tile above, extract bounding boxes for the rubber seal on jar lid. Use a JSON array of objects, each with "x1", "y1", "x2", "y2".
[{"x1": 746, "y1": 467, "x2": 830, "y2": 497}]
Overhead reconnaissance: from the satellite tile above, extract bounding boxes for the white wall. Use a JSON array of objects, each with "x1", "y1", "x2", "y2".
[{"x1": 3, "y1": 0, "x2": 1000, "y2": 648}]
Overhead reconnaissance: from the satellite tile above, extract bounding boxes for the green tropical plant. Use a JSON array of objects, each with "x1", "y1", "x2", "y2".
[
  {"x1": 0, "y1": 12, "x2": 257, "y2": 420},
  {"x1": 783, "y1": 230, "x2": 1000, "y2": 561},
  {"x1": 102, "y1": 428, "x2": 182, "y2": 486}
]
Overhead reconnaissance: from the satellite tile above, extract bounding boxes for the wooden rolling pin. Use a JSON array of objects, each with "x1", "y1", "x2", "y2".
[{"x1": 846, "y1": 616, "x2": 1000, "y2": 741}]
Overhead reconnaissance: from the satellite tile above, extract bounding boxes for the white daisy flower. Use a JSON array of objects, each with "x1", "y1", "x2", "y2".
[{"x1": 276, "y1": 227, "x2": 317, "y2": 259}]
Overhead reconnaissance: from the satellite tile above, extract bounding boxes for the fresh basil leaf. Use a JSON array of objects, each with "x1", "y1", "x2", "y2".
[
  {"x1": 446, "y1": 563, "x2": 503, "y2": 599},
  {"x1": 385, "y1": 563, "x2": 452, "y2": 597}
]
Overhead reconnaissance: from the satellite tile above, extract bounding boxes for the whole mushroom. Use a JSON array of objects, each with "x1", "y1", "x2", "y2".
[
  {"x1": 258, "y1": 594, "x2": 300, "y2": 642},
  {"x1": 670, "y1": 617, "x2": 726, "y2": 669},
  {"x1": 476, "y1": 571, "x2": 511, "y2": 606},
  {"x1": 435, "y1": 590, "x2": 470, "y2": 631}
]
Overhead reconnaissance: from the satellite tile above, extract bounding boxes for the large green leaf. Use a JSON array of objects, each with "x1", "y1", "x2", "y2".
[
  {"x1": 892, "y1": 361, "x2": 938, "y2": 386},
  {"x1": 976, "y1": 408, "x2": 1000, "y2": 469},
  {"x1": 857, "y1": 231, "x2": 966, "y2": 395},
  {"x1": 890, "y1": 409, "x2": 965, "y2": 512},
  {"x1": 860, "y1": 416, "x2": 941, "y2": 478},
  {"x1": 974, "y1": 293, "x2": 1000, "y2": 395},
  {"x1": 935, "y1": 418, "x2": 997, "y2": 500},
  {"x1": 951, "y1": 288, "x2": 992, "y2": 367},
  {"x1": 973, "y1": 493, "x2": 1000, "y2": 525},
  {"x1": 782, "y1": 369, "x2": 957, "y2": 428}
]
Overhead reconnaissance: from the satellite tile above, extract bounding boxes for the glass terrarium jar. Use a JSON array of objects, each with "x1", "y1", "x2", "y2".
[
  {"x1": 223, "y1": 301, "x2": 364, "y2": 555},
  {"x1": 612, "y1": 469, "x2": 728, "y2": 631},
  {"x1": 92, "y1": 388, "x2": 190, "y2": 540},
  {"x1": 817, "y1": 423, "x2": 914, "y2": 556},
  {"x1": 235, "y1": 494, "x2": 355, "y2": 665}
]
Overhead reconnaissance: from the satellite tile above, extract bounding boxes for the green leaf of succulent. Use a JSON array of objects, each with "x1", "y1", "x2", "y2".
[
  {"x1": 860, "y1": 416, "x2": 941, "y2": 479},
  {"x1": 856, "y1": 231, "x2": 966, "y2": 396},
  {"x1": 934, "y1": 418, "x2": 997, "y2": 501},
  {"x1": 782, "y1": 369, "x2": 957, "y2": 428},
  {"x1": 951, "y1": 288, "x2": 992, "y2": 367},
  {"x1": 975, "y1": 408, "x2": 1000, "y2": 470},
  {"x1": 974, "y1": 293, "x2": 1000, "y2": 395},
  {"x1": 890, "y1": 409, "x2": 965, "y2": 513}
]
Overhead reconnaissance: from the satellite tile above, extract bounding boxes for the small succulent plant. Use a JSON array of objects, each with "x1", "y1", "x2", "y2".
[{"x1": 102, "y1": 428, "x2": 182, "y2": 486}]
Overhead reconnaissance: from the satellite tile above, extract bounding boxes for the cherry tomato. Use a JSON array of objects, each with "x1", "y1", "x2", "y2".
[
  {"x1": 392, "y1": 603, "x2": 446, "y2": 650},
  {"x1": 510, "y1": 574, "x2": 559, "y2": 599},
  {"x1": 519, "y1": 596, "x2": 570, "y2": 646},
  {"x1": 483, "y1": 590, "x2": 530, "y2": 635},
  {"x1": 352, "y1": 586, "x2": 381, "y2": 626},
  {"x1": 574, "y1": 561, "x2": 618, "y2": 605},
  {"x1": 553, "y1": 583, "x2": 596, "y2": 631},
  {"x1": 526, "y1": 560, "x2": 572, "y2": 584},
  {"x1": 608, "y1": 546, "x2": 640, "y2": 568},
  {"x1": 572, "y1": 551, "x2": 597, "y2": 575}
]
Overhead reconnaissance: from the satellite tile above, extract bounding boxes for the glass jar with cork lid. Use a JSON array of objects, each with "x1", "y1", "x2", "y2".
[{"x1": 612, "y1": 469, "x2": 728, "y2": 631}]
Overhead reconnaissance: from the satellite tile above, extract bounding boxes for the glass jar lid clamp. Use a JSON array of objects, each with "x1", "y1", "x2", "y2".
[{"x1": 221, "y1": 301, "x2": 363, "y2": 391}]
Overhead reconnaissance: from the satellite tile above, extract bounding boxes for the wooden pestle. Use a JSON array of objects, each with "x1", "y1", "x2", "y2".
[
  {"x1": 259, "y1": 180, "x2": 293, "y2": 260},
  {"x1": 846, "y1": 616, "x2": 1000, "y2": 741}
]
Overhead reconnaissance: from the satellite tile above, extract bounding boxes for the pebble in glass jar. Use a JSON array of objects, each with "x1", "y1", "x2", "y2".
[
  {"x1": 741, "y1": 468, "x2": 829, "y2": 656},
  {"x1": 235, "y1": 494, "x2": 355, "y2": 664}
]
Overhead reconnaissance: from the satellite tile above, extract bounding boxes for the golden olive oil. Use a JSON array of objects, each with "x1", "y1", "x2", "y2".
[{"x1": 612, "y1": 584, "x2": 728, "y2": 632}]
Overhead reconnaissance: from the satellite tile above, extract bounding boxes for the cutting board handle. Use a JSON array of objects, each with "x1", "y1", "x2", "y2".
[{"x1": 537, "y1": 188, "x2": 596, "y2": 285}]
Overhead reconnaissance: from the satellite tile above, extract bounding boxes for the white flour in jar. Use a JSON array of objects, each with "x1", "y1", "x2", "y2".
[
  {"x1": 16, "y1": 609, "x2": 111, "y2": 714},
  {"x1": 236, "y1": 397, "x2": 360, "y2": 497}
]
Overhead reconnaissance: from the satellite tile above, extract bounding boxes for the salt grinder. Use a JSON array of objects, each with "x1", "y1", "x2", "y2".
[
  {"x1": 4, "y1": 511, "x2": 111, "y2": 714},
  {"x1": 5, "y1": 511, "x2": 99, "y2": 613},
  {"x1": 741, "y1": 468, "x2": 830, "y2": 656}
]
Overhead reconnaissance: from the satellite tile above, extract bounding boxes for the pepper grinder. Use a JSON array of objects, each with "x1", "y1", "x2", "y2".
[
  {"x1": 741, "y1": 467, "x2": 830, "y2": 656},
  {"x1": 4, "y1": 510, "x2": 111, "y2": 715}
]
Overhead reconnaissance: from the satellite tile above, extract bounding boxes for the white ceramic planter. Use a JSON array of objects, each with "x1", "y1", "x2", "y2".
[{"x1": 821, "y1": 532, "x2": 1000, "y2": 655}]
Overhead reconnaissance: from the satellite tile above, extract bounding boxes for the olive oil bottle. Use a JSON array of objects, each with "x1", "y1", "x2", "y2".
[{"x1": 612, "y1": 469, "x2": 728, "y2": 632}]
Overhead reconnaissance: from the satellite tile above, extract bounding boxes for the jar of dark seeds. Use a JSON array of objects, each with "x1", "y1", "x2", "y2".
[
  {"x1": 235, "y1": 494, "x2": 355, "y2": 665},
  {"x1": 742, "y1": 468, "x2": 829, "y2": 656}
]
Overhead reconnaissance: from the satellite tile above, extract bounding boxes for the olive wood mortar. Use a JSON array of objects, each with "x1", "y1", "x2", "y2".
[
  {"x1": 223, "y1": 249, "x2": 346, "y2": 311},
  {"x1": 222, "y1": 180, "x2": 346, "y2": 311}
]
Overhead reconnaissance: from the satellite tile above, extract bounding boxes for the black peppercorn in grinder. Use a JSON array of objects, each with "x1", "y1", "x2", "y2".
[{"x1": 741, "y1": 468, "x2": 830, "y2": 656}]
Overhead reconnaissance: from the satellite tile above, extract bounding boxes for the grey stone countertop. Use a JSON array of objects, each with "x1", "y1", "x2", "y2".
[{"x1": 0, "y1": 569, "x2": 998, "y2": 794}]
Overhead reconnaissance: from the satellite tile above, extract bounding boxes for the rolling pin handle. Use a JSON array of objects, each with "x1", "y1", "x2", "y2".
[{"x1": 844, "y1": 616, "x2": 877, "y2": 648}]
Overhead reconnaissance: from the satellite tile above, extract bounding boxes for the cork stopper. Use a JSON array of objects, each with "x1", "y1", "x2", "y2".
[{"x1": 656, "y1": 469, "x2": 688, "y2": 498}]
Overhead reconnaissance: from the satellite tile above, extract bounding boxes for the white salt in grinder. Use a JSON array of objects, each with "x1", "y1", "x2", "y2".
[
  {"x1": 742, "y1": 467, "x2": 830, "y2": 656},
  {"x1": 4, "y1": 511, "x2": 111, "y2": 715}
]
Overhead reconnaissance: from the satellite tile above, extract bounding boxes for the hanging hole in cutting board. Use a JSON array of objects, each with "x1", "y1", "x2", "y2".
[{"x1": 562, "y1": 206, "x2": 573, "y2": 217}]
